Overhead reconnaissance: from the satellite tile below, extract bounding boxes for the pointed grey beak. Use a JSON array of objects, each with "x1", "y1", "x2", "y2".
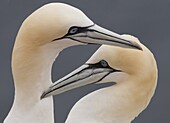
[
  {"x1": 41, "y1": 60, "x2": 121, "y2": 99},
  {"x1": 66, "y1": 24, "x2": 142, "y2": 50}
]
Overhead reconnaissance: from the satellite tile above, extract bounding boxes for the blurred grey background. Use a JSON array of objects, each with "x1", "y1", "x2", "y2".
[{"x1": 0, "y1": 0, "x2": 169, "y2": 122}]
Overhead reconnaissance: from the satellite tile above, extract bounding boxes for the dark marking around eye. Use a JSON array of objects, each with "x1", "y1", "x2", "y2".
[
  {"x1": 87, "y1": 60, "x2": 110, "y2": 69},
  {"x1": 86, "y1": 60, "x2": 121, "y2": 72},
  {"x1": 100, "y1": 60, "x2": 108, "y2": 67},
  {"x1": 52, "y1": 24, "x2": 95, "y2": 42},
  {"x1": 69, "y1": 27, "x2": 78, "y2": 34},
  {"x1": 67, "y1": 24, "x2": 95, "y2": 36}
]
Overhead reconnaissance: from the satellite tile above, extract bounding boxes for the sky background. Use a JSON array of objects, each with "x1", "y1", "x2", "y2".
[{"x1": 0, "y1": 0, "x2": 170, "y2": 122}]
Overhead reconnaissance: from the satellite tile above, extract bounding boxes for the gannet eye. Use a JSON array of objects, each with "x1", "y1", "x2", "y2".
[
  {"x1": 100, "y1": 60, "x2": 108, "y2": 67},
  {"x1": 69, "y1": 27, "x2": 79, "y2": 34}
]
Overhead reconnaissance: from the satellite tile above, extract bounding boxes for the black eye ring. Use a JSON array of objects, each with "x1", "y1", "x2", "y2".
[
  {"x1": 69, "y1": 27, "x2": 78, "y2": 34},
  {"x1": 100, "y1": 60, "x2": 108, "y2": 67}
]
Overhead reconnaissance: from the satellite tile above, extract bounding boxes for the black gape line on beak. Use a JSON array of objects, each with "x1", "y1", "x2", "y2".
[
  {"x1": 51, "y1": 60, "x2": 121, "y2": 88},
  {"x1": 41, "y1": 60, "x2": 121, "y2": 99},
  {"x1": 51, "y1": 24, "x2": 142, "y2": 50}
]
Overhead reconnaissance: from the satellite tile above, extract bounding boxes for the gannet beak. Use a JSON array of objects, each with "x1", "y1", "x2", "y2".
[
  {"x1": 65, "y1": 24, "x2": 142, "y2": 50},
  {"x1": 41, "y1": 60, "x2": 121, "y2": 99}
]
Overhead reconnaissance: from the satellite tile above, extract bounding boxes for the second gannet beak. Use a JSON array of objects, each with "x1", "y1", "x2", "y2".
[
  {"x1": 41, "y1": 60, "x2": 121, "y2": 99},
  {"x1": 61, "y1": 24, "x2": 142, "y2": 50}
]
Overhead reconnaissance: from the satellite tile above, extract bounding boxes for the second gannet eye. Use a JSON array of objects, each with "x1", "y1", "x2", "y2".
[
  {"x1": 100, "y1": 60, "x2": 108, "y2": 67},
  {"x1": 69, "y1": 27, "x2": 79, "y2": 34}
]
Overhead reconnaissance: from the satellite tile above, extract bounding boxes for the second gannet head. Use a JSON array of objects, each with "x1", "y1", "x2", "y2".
[
  {"x1": 42, "y1": 35, "x2": 157, "y2": 122},
  {"x1": 14, "y1": 3, "x2": 142, "y2": 51},
  {"x1": 42, "y1": 34, "x2": 157, "y2": 100}
]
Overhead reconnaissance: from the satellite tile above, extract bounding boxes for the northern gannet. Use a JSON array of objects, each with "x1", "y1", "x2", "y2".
[
  {"x1": 42, "y1": 35, "x2": 157, "y2": 123},
  {"x1": 4, "y1": 3, "x2": 142, "y2": 123}
]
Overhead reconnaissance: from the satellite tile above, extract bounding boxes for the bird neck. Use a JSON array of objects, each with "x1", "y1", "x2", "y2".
[
  {"x1": 66, "y1": 75, "x2": 157, "y2": 123},
  {"x1": 4, "y1": 44, "x2": 60, "y2": 123}
]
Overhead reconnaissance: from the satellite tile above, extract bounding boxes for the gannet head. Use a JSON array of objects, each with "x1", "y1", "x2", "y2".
[
  {"x1": 15, "y1": 3, "x2": 142, "y2": 50},
  {"x1": 41, "y1": 34, "x2": 157, "y2": 98}
]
